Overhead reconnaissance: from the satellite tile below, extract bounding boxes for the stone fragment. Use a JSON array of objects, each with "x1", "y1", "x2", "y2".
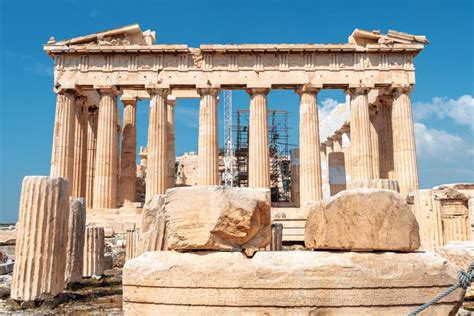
[
  {"x1": 65, "y1": 197, "x2": 86, "y2": 284},
  {"x1": 137, "y1": 195, "x2": 166, "y2": 254},
  {"x1": 305, "y1": 189, "x2": 420, "y2": 251},
  {"x1": 83, "y1": 227, "x2": 105, "y2": 277},
  {"x1": 348, "y1": 178, "x2": 400, "y2": 192},
  {"x1": 11, "y1": 176, "x2": 69, "y2": 301},
  {"x1": 436, "y1": 241, "x2": 474, "y2": 298},
  {"x1": 0, "y1": 227, "x2": 16, "y2": 246},
  {"x1": 123, "y1": 251, "x2": 463, "y2": 315},
  {"x1": 165, "y1": 186, "x2": 271, "y2": 250}
]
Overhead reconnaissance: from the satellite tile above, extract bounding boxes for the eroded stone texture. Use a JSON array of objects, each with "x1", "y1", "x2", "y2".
[
  {"x1": 348, "y1": 179, "x2": 400, "y2": 192},
  {"x1": 11, "y1": 176, "x2": 69, "y2": 301},
  {"x1": 123, "y1": 251, "x2": 462, "y2": 315},
  {"x1": 436, "y1": 241, "x2": 474, "y2": 298},
  {"x1": 305, "y1": 189, "x2": 420, "y2": 251},
  {"x1": 65, "y1": 197, "x2": 86, "y2": 284},
  {"x1": 165, "y1": 186, "x2": 271, "y2": 250},
  {"x1": 137, "y1": 195, "x2": 166, "y2": 254},
  {"x1": 83, "y1": 227, "x2": 105, "y2": 277}
]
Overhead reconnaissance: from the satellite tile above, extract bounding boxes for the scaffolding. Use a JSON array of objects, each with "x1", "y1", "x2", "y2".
[{"x1": 234, "y1": 109, "x2": 291, "y2": 202}]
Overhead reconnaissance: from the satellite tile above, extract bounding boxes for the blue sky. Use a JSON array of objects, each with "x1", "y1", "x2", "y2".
[{"x1": 0, "y1": 0, "x2": 473, "y2": 222}]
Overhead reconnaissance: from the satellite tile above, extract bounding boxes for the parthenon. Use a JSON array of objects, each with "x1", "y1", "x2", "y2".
[
  {"x1": 3, "y1": 23, "x2": 473, "y2": 315},
  {"x1": 45, "y1": 24, "x2": 427, "y2": 209}
]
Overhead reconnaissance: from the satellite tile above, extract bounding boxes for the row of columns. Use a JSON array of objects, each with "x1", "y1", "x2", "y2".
[
  {"x1": 50, "y1": 88, "x2": 142, "y2": 209},
  {"x1": 51, "y1": 85, "x2": 419, "y2": 210}
]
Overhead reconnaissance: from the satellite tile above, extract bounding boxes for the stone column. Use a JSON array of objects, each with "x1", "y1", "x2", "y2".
[
  {"x1": 247, "y1": 88, "x2": 270, "y2": 188},
  {"x1": 146, "y1": 89, "x2": 169, "y2": 199},
  {"x1": 369, "y1": 107, "x2": 381, "y2": 179},
  {"x1": 65, "y1": 197, "x2": 86, "y2": 284},
  {"x1": 347, "y1": 88, "x2": 373, "y2": 181},
  {"x1": 167, "y1": 96, "x2": 177, "y2": 188},
  {"x1": 320, "y1": 145, "x2": 330, "y2": 199},
  {"x1": 392, "y1": 87, "x2": 419, "y2": 194},
  {"x1": 289, "y1": 148, "x2": 300, "y2": 204},
  {"x1": 297, "y1": 86, "x2": 323, "y2": 204},
  {"x1": 93, "y1": 88, "x2": 119, "y2": 209},
  {"x1": 83, "y1": 227, "x2": 105, "y2": 277},
  {"x1": 329, "y1": 133, "x2": 346, "y2": 195},
  {"x1": 341, "y1": 130, "x2": 352, "y2": 184},
  {"x1": 71, "y1": 96, "x2": 88, "y2": 198},
  {"x1": 413, "y1": 189, "x2": 443, "y2": 251},
  {"x1": 11, "y1": 176, "x2": 69, "y2": 301},
  {"x1": 126, "y1": 228, "x2": 140, "y2": 261},
  {"x1": 85, "y1": 108, "x2": 98, "y2": 209},
  {"x1": 119, "y1": 97, "x2": 137, "y2": 205},
  {"x1": 197, "y1": 89, "x2": 219, "y2": 185},
  {"x1": 376, "y1": 102, "x2": 395, "y2": 179},
  {"x1": 50, "y1": 90, "x2": 76, "y2": 191}
]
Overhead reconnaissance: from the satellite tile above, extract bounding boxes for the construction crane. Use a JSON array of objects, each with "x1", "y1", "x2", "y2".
[{"x1": 223, "y1": 90, "x2": 234, "y2": 187}]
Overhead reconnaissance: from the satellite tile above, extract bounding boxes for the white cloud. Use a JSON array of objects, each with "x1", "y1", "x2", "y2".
[
  {"x1": 319, "y1": 98, "x2": 340, "y2": 122},
  {"x1": 414, "y1": 122, "x2": 471, "y2": 162},
  {"x1": 413, "y1": 95, "x2": 474, "y2": 130}
]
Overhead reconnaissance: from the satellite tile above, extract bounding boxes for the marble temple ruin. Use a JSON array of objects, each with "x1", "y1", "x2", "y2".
[{"x1": 4, "y1": 24, "x2": 474, "y2": 314}]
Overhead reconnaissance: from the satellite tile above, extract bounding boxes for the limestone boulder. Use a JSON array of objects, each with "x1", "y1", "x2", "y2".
[
  {"x1": 165, "y1": 186, "x2": 271, "y2": 250},
  {"x1": 123, "y1": 251, "x2": 463, "y2": 315},
  {"x1": 305, "y1": 188, "x2": 420, "y2": 251},
  {"x1": 138, "y1": 186, "x2": 271, "y2": 251}
]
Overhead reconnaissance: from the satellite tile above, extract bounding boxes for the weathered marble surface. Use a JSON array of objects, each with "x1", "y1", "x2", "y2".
[
  {"x1": 305, "y1": 188, "x2": 420, "y2": 251},
  {"x1": 123, "y1": 251, "x2": 463, "y2": 315}
]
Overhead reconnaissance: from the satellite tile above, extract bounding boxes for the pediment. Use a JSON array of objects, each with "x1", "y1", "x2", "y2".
[{"x1": 47, "y1": 24, "x2": 156, "y2": 46}]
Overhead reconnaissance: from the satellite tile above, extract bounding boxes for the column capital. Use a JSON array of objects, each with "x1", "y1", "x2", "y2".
[
  {"x1": 246, "y1": 88, "x2": 270, "y2": 96},
  {"x1": 295, "y1": 84, "x2": 321, "y2": 95},
  {"x1": 146, "y1": 88, "x2": 170, "y2": 97},
  {"x1": 56, "y1": 88, "x2": 77, "y2": 96},
  {"x1": 345, "y1": 87, "x2": 370, "y2": 96},
  {"x1": 95, "y1": 85, "x2": 120, "y2": 96},
  {"x1": 391, "y1": 85, "x2": 413, "y2": 95},
  {"x1": 197, "y1": 88, "x2": 220, "y2": 96},
  {"x1": 120, "y1": 95, "x2": 138, "y2": 106}
]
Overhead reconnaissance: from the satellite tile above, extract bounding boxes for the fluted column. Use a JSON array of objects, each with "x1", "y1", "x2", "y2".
[
  {"x1": 167, "y1": 97, "x2": 177, "y2": 188},
  {"x1": 65, "y1": 197, "x2": 86, "y2": 284},
  {"x1": 369, "y1": 107, "x2": 381, "y2": 179},
  {"x1": 85, "y1": 108, "x2": 98, "y2": 209},
  {"x1": 50, "y1": 90, "x2": 76, "y2": 192},
  {"x1": 247, "y1": 88, "x2": 270, "y2": 188},
  {"x1": 146, "y1": 89, "x2": 169, "y2": 199},
  {"x1": 92, "y1": 88, "x2": 119, "y2": 209},
  {"x1": 376, "y1": 101, "x2": 395, "y2": 179},
  {"x1": 119, "y1": 98, "x2": 137, "y2": 204},
  {"x1": 11, "y1": 176, "x2": 69, "y2": 301},
  {"x1": 126, "y1": 228, "x2": 140, "y2": 261},
  {"x1": 297, "y1": 86, "x2": 323, "y2": 204},
  {"x1": 71, "y1": 97, "x2": 88, "y2": 198},
  {"x1": 83, "y1": 227, "x2": 105, "y2": 277},
  {"x1": 392, "y1": 87, "x2": 419, "y2": 194},
  {"x1": 347, "y1": 88, "x2": 373, "y2": 181},
  {"x1": 341, "y1": 131, "x2": 352, "y2": 184},
  {"x1": 197, "y1": 89, "x2": 219, "y2": 185}
]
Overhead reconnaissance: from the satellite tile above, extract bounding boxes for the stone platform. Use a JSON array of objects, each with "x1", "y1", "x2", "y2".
[{"x1": 123, "y1": 251, "x2": 463, "y2": 315}]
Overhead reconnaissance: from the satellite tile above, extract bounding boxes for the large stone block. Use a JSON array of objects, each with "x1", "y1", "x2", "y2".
[
  {"x1": 11, "y1": 176, "x2": 69, "y2": 301},
  {"x1": 123, "y1": 251, "x2": 463, "y2": 315},
  {"x1": 348, "y1": 179, "x2": 400, "y2": 192},
  {"x1": 65, "y1": 197, "x2": 86, "y2": 284},
  {"x1": 139, "y1": 186, "x2": 271, "y2": 251},
  {"x1": 305, "y1": 189, "x2": 420, "y2": 251}
]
